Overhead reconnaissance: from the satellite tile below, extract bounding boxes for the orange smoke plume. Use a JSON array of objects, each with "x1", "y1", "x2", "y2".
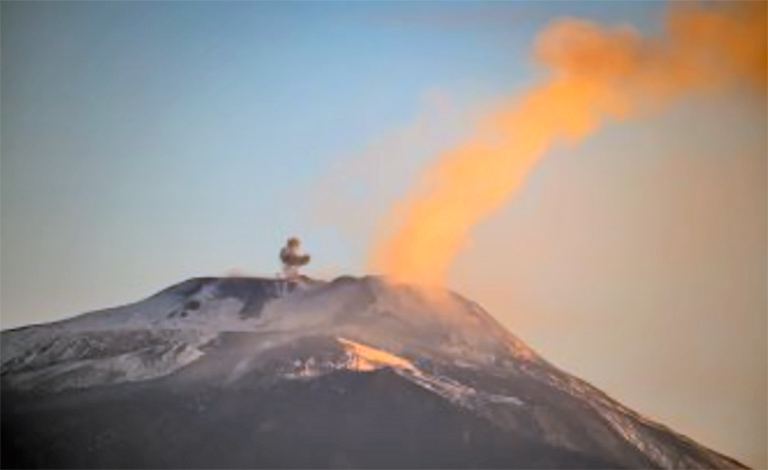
[{"x1": 369, "y1": 2, "x2": 766, "y2": 286}]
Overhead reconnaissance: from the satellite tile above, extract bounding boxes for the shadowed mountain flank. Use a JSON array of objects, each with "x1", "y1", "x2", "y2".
[{"x1": 1, "y1": 276, "x2": 746, "y2": 469}]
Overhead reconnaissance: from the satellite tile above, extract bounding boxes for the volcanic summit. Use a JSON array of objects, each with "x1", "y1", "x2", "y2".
[{"x1": 1, "y1": 276, "x2": 746, "y2": 469}]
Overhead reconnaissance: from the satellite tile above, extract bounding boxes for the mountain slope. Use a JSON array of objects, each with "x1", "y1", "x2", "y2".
[{"x1": 1, "y1": 276, "x2": 746, "y2": 469}]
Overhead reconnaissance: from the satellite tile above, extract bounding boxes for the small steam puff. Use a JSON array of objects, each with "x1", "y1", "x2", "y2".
[{"x1": 369, "y1": 2, "x2": 767, "y2": 286}]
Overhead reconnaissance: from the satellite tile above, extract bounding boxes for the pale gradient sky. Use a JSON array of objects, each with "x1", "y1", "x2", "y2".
[{"x1": 1, "y1": 2, "x2": 765, "y2": 467}]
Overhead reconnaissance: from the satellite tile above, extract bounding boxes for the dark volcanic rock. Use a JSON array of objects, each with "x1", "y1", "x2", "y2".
[
  {"x1": 0, "y1": 276, "x2": 747, "y2": 469},
  {"x1": 2, "y1": 369, "x2": 623, "y2": 469}
]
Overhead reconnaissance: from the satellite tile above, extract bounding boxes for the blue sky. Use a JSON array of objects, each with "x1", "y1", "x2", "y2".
[
  {"x1": 2, "y1": 2, "x2": 765, "y2": 467},
  {"x1": 2, "y1": 1, "x2": 663, "y2": 321}
]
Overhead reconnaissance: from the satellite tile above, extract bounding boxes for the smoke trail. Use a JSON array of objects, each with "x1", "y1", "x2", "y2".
[{"x1": 369, "y1": 2, "x2": 766, "y2": 286}]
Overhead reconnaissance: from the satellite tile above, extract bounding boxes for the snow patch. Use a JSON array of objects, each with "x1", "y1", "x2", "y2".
[
  {"x1": 337, "y1": 337, "x2": 417, "y2": 372},
  {"x1": 334, "y1": 337, "x2": 524, "y2": 409},
  {"x1": 485, "y1": 394, "x2": 525, "y2": 405},
  {"x1": 283, "y1": 339, "x2": 417, "y2": 380},
  {"x1": 3, "y1": 331, "x2": 214, "y2": 392}
]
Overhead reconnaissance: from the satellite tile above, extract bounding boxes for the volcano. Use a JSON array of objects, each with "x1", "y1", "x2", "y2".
[{"x1": 0, "y1": 276, "x2": 746, "y2": 469}]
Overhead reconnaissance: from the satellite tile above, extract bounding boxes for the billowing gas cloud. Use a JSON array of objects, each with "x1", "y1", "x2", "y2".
[{"x1": 369, "y1": 2, "x2": 766, "y2": 286}]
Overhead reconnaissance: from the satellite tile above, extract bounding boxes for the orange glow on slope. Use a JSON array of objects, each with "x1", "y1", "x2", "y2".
[
  {"x1": 369, "y1": 2, "x2": 766, "y2": 286},
  {"x1": 337, "y1": 337, "x2": 417, "y2": 372}
]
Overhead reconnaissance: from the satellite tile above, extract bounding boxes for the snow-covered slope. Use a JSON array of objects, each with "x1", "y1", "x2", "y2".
[
  {"x1": 2, "y1": 276, "x2": 535, "y2": 387},
  {"x1": 1, "y1": 276, "x2": 746, "y2": 469}
]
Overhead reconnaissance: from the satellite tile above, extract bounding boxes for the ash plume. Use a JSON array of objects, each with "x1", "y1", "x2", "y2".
[{"x1": 369, "y1": 2, "x2": 766, "y2": 286}]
